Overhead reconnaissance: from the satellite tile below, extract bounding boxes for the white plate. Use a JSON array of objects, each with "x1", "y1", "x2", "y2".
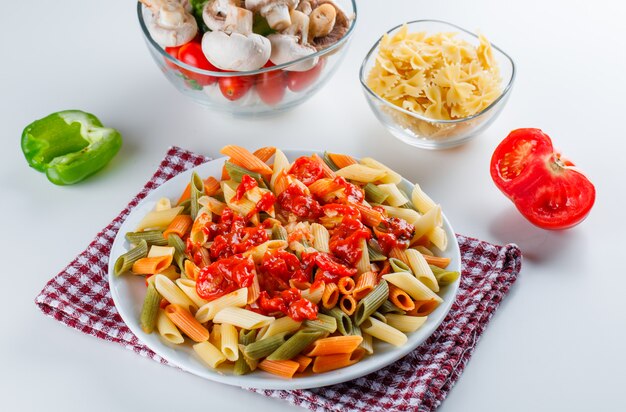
[{"x1": 108, "y1": 150, "x2": 461, "y2": 390}]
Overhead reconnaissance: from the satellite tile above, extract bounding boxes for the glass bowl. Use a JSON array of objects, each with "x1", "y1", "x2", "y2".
[
  {"x1": 137, "y1": 1, "x2": 357, "y2": 116},
  {"x1": 359, "y1": 20, "x2": 515, "y2": 149}
]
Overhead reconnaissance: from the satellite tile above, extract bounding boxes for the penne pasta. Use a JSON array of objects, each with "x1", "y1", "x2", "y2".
[
  {"x1": 114, "y1": 240, "x2": 148, "y2": 276},
  {"x1": 195, "y1": 288, "x2": 248, "y2": 323},
  {"x1": 147, "y1": 245, "x2": 175, "y2": 258},
  {"x1": 303, "y1": 313, "x2": 337, "y2": 333},
  {"x1": 293, "y1": 355, "x2": 313, "y2": 373},
  {"x1": 385, "y1": 314, "x2": 427, "y2": 333},
  {"x1": 220, "y1": 323, "x2": 239, "y2": 361},
  {"x1": 359, "y1": 157, "x2": 402, "y2": 184},
  {"x1": 156, "y1": 309, "x2": 184, "y2": 344},
  {"x1": 221, "y1": 145, "x2": 273, "y2": 175},
  {"x1": 164, "y1": 304, "x2": 210, "y2": 342},
  {"x1": 253, "y1": 146, "x2": 276, "y2": 162},
  {"x1": 267, "y1": 329, "x2": 325, "y2": 361},
  {"x1": 382, "y1": 272, "x2": 443, "y2": 303},
  {"x1": 356, "y1": 238, "x2": 370, "y2": 275},
  {"x1": 411, "y1": 183, "x2": 437, "y2": 214},
  {"x1": 175, "y1": 278, "x2": 209, "y2": 308},
  {"x1": 339, "y1": 294, "x2": 357, "y2": 316},
  {"x1": 335, "y1": 164, "x2": 387, "y2": 183},
  {"x1": 303, "y1": 335, "x2": 363, "y2": 357},
  {"x1": 407, "y1": 299, "x2": 440, "y2": 317},
  {"x1": 322, "y1": 307, "x2": 353, "y2": 336},
  {"x1": 354, "y1": 280, "x2": 389, "y2": 326},
  {"x1": 258, "y1": 316, "x2": 302, "y2": 340},
  {"x1": 162, "y1": 214, "x2": 193, "y2": 239},
  {"x1": 311, "y1": 348, "x2": 366, "y2": 373},
  {"x1": 193, "y1": 341, "x2": 227, "y2": 369},
  {"x1": 337, "y1": 277, "x2": 356, "y2": 295},
  {"x1": 327, "y1": 152, "x2": 357, "y2": 169},
  {"x1": 311, "y1": 223, "x2": 330, "y2": 253},
  {"x1": 377, "y1": 183, "x2": 409, "y2": 207},
  {"x1": 154, "y1": 274, "x2": 197, "y2": 313},
  {"x1": 361, "y1": 317, "x2": 407, "y2": 347},
  {"x1": 131, "y1": 255, "x2": 173, "y2": 275},
  {"x1": 257, "y1": 359, "x2": 300, "y2": 378},
  {"x1": 140, "y1": 282, "x2": 161, "y2": 334},
  {"x1": 321, "y1": 283, "x2": 339, "y2": 309},
  {"x1": 405, "y1": 248, "x2": 439, "y2": 292},
  {"x1": 353, "y1": 271, "x2": 378, "y2": 300},
  {"x1": 388, "y1": 284, "x2": 416, "y2": 312},
  {"x1": 135, "y1": 206, "x2": 184, "y2": 231},
  {"x1": 213, "y1": 307, "x2": 274, "y2": 330}
]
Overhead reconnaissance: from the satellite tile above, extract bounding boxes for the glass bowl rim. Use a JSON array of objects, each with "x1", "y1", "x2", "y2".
[
  {"x1": 137, "y1": 0, "x2": 358, "y2": 77},
  {"x1": 358, "y1": 19, "x2": 516, "y2": 125}
]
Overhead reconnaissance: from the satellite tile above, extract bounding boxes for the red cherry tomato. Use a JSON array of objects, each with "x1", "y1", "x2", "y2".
[
  {"x1": 196, "y1": 255, "x2": 255, "y2": 300},
  {"x1": 286, "y1": 59, "x2": 324, "y2": 92},
  {"x1": 288, "y1": 156, "x2": 323, "y2": 186},
  {"x1": 219, "y1": 76, "x2": 253, "y2": 101},
  {"x1": 177, "y1": 41, "x2": 218, "y2": 86},
  {"x1": 490, "y1": 128, "x2": 596, "y2": 230},
  {"x1": 256, "y1": 63, "x2": 287, "y2": 106},
  {"x1": 164, "y1": 45, "x2": 181, "y2": 70}
]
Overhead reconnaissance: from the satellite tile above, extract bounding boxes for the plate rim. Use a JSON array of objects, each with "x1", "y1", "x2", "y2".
[{"x1": 108, "y1": 149, "x2": 461, "y2": 390}]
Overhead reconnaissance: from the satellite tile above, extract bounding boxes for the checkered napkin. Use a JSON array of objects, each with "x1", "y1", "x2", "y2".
[{"x1": 35, "y1": 146, "x2": 522, "y2": 412}]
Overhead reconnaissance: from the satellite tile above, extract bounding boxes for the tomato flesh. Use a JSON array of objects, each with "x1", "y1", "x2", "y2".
[
  {"x1": 219, "y1": 76, "x2": 253, "y2": 101},
  {"x1": 288, "y1": 156, "x2": 323, "y2": 186},
  {"x1": 490, "y1": 128, "x2": 595, "y2": 229},
  {"x1": 277, "y1": 182, "x2": 323, "y2": 219},
  {"x1": 196, "y1": 255, "x2": 255, "y2": 300},
  {"x1": 177, "y1": 41, "x2": 218, "y2": 86}
]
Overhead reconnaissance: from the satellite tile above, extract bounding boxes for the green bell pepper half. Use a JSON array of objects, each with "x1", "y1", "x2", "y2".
[{"x1": 21, "y1": 110, "x2": 122, "y2": 185}]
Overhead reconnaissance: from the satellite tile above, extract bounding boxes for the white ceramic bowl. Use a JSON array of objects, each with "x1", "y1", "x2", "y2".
[{"x1": 108, "y1": 149, "x2": 461, "y2": 390}]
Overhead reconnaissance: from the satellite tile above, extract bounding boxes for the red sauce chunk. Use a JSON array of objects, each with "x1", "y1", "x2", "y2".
[
  {"x1": 234, "y1": 174, "x2": 258, "y2": 201},
  {"x1": 313, "y1": 252, "x2": 357, "y2": 284},
  {"x1": 329, "y1": 217, "x2": 371, "y2": 266},
  {"x1": 206, "y1": 208, "x2": 269, "y2": 260},
  {"x1": 196, "y1": 255, "x2": 255, "y2": 300},
  {"x1": 288, "y1": 156, "x2": 323, "y2": 186},
  {"x1": 277, "y1": 182, "x2": 323, "y2": 219},
  {"x1": 260, "y1": 249, "x2": 308, "y2": 289},
  {"x1": 377, "y1": 217, "x2": 415, "y2": 253},
  {"x1": 334, "y1": 177, "x2": 364, "y2": 203},
  {"x1": 258, "y1": 288, "x2": 318, "y2": 321}
]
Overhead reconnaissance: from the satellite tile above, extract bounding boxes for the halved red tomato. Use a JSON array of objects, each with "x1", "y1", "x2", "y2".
[
  {"x1": 490, "y1": 128, "x2": 595, "y2": 230},
  {"x1": 286, "y1": 59, "x2": 325, "y2": 92},
  {"x1": 256, "y1": 63, "x2": 287, "y2": 106},
  {"x1": 177, "y1": 41, "x2": 219, "y2": 86},
  {"x1": 288, "y1": 156, "x2": 323, "y2": 186}
]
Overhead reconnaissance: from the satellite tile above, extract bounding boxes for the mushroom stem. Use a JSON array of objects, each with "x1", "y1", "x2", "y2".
[
  {"x1": 285, "y1": 9, "x2": 310, "y2": 44},
  {"x1": 141, "y1": 0, "x2": 198, "y2": 47},
  {"x1": 309, "y1": 4, "x2": 336, "y2": 38},
  {"x1": 224, "y1": 6, "x2": 253, "y2": 34},
  {"x1": 265, "y1": 5, "x2": 291, "y2": 31}
]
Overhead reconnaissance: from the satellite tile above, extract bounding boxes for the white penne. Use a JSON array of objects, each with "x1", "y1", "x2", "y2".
[
  {"x1": 213, "y1": 307, "x2": 274, "y2": 329},
  {"x1": 156, "y1": 309, "x2": 184, "y2": 344},
  {"x1": 135, "y1": 206, "x2": 183, "y2": 231},
  {"x1": 359, "y1": 157, "x2": 402, "y2": 184},
  {"x1": 154, "y1": 274, "x2": 197, "y2": 313},
  {"x1": 301, "y1": 283, "x2": 325, "y2": 304},
  {"x1": 383, "y1": 272, "x2": 443, "y2": 303},
  {"x1": 243, "y1": 240, "x2": 287, "y2": 263},
  {"x1": 405, "y1": 249, "x2": 439, "y2": 292},
  {"x1": 356, "y1": 238, "x2": 370, "y2": 274},
  {"x1": 155, "y1": 197, "x2": 172, "y2": 211},
  {"x1": 379, "y1": 205, "x2": 421, "y2": 225},
  {"x1": 414, "y1": 245, "x2": 434, "y2": 256},
  {"x1": 257, "y1": 316, "x2": 302, "y2": 340},
  {"x1": 220, "y1": 323, "x2": 239, "y2": 361},
  {"x1": 209, "y1": 324, "x2": 222, "y2": 350},
  {"x1": 175, "y1": 278, "x2": 210, "y2": 308},
  {"x1": 360, "y1": 332, "x2": 374, "y2": 355},
  {"x1": 311, "y1": 223, "x2": 330, "y2": 253},
  {"x1": 148, "y1": 245, "x2": 175, "y2": 258},
  {"x1": 411, "y1": 184, "x2": 437, "y2": 214},
  {"x1": 193, "y1": 341, "x2": 227, "y2": 369},
  {"x1": 195, "y1": 288, "x2": 248, "y2": 323},
  {"x1": 335, "y1": 164, "x2": 388, "y2": 183},
  {"x1": 377, "y1": 183, "x2": 409, "y2": 207},
  {"x1": 222, "y1": 183, "x2": 256, "y2": 217},
  {"x1": 412, "y1": 205, "x2": 442, "y2": 241},
  {"x1": 428, "y1": 226, "x2": 448, "y2": 251},
  {"x1": 361, "y1": 317, "x2": 408, "y2": 347},
  {"x1": 158, "y1": 265, "x2": 180, "y2": 281},
  {"x1": 247, "y1": 275, "x2": 260, "y2": 305},
  {"x1": 385, "y1": 314, "x2": 428, "y2": 333},
  {"x1": 203, "y1": 196, "x2": 226, "y2": 216},
  {"x1": 271, "y1": 149, "x2": 290, "y2": 190}
]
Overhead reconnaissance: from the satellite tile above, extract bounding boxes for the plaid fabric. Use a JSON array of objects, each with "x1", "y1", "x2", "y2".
[{"x1": 35, "y1": 146, "x2": 522, "y2": 412}]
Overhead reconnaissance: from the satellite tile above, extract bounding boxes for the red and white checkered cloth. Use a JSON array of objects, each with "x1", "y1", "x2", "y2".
[{"x1": 35, "y1": 147, "x2": 522, "y2": 412}]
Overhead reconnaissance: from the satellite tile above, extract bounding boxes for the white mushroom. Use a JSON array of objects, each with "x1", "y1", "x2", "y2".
[
  {"x1": 201, "y1": 7, "x2": 271, "y2": 71},
  {"x1": 296, "y1": 0, "x2": 313, "y2": 15},
  {"x1": 309, "y1": 3, "x2": 336, "y2": 38},
  {"x1": 245, "y1": 0, "x2": 300, "y2": 31},
  {"x1": 202, "y1": 0, "x2": 239, "y2": 32},
  {"x1": 267, "y1": 9, "x2": 318, "y2": 71},
  {"x1": 141, "y1": 0, "x2": 198, "y2": 47}
]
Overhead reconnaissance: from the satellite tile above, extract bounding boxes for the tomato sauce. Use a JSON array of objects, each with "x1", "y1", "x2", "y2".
[
  {"x1": 277, "y1": 182, "x2": 323, "y2": 219},
  {"x1": 288, "y1": 157, "x2": 323, "y2": 186},
  {"x1": 196, "y1": 255, "x2": 255, "y2": 300},
  {"x1": 329, "y1": 217, "x2": 371, "y2": 266},
  {"x1": 376, "y1": 217, "x2": 415, "y2": 253},
  {"x1": 204, "y1": 208, "x2": 269, "y2": 260}
]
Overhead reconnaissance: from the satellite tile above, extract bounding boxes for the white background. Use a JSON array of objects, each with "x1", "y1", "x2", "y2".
[{"x1": 1, "y1": 0, "x2": 625, "y2": 411}]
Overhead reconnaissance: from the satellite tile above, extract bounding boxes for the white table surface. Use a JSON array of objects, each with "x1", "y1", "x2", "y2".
[{"x1": 2, "y1": 0, "x2": 625, "y2": 411}]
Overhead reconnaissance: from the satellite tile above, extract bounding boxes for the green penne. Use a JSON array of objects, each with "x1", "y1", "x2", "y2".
[
  {"x1": 167, "y1": 234, "x2": 187, "y2": 270},
  {"x1": 243, "y1": 332, "x2": 288, "y2": 360},
  {"x1": 178, "y1": 199, "x2": 191, "y2": 215},
  {"x1": 234, "y1": 329, "x2": 258, "y2": 375},
  {"x1": 364, "y1": 183, "x2": 389, "y2": 204},
  {"x1": 389, "y1": 258, "x2": 411, "y2": 273},
  {"x1": 224, "y1": 161, "x2": 267, "y2": 187},
  {"x1": 379, "y1": 300, "x2": 406, "y2": 315},
  {"x1": 190, "y1": 171, "x2": 205, "y2": 220},
  {"x1": 304, "y1": 313, "x2": 337, "y2": 333},
  {"x1": 322, "y1": 151, "x2": 339, "y2": 171},
  {"x1": 398, "y1": 189, "x2": 417, "y2": 210},
  {"x1": 367, "y1": 239, "x2": 387, "y2": 262},
  {"x1": 271, "y1": 224, "x2": 288, "y2": 241},
  {"x1": 371, "y1": 311, "x2": 387, "y2": 323},
  {"x1": 239, "y1": 329, "x2": 258, "y2": 345},
  {"x1": 352, "y1": 323, "x2": 362, "y2": 337},
  {"x1": 322, "y1": 307, "x2": 353, "y2": 336},
  {"x1": 114, "y1": 240, "x2": 148, "y2": 276},
  {"x1": 354, "y1": 279, "x2": 389, "y2": 326},
  {"x1": 266, "y1": 329, "x2": 325, "y2": 360},
  {"x1": 125, "y1": 230, "x2": 168, "y2": 246},
  {"x1": 429, "y1": 265, "x2": 460, "y2": 286},
  {"x1": 140, "y1": 282, "x2": 161, "y2": 333}
]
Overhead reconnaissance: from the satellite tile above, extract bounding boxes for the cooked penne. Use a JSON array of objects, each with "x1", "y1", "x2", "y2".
[
  {"x1": 337, "y1": 277, "x2": 356, "y2": 295},
  {"x1": 377, "y1": 183, "x2": 409, "y2": 207},
  {"x1": 359, "y1": 157, "x2": 402, "y2": 184},
  {"x1": 162, "y1": 214, "x2": 193, "y2": 239},
  {"x1": 411, "y1": 183, "x2": 437, "y2": 214},
  {"x1": 140, "y1": 282, "x2": 161, "y2": 334},
  {"x1": 193, "y1": 341, "x2": 227, "y2": 369},
  {"x1": 222, "y1": 145, "x2": 273, "y2": 175},
  {"x1": 412, "y1": 205, "x2": 442, "y2": 241},
  {"x1": 195, "y1": 288, "x2": 248, "y2": 323},
  {"x1": 425, "y1": 255, "x2": 452, "y2": 268},
  {"x1": 147, "y1": 245, "x2": 175, "y2": 258},
  {"x1": 311, "y1": 153, "x2": 336, "y2": 178},
  {"x1": 175, "y1": 278, "x2": 209, "y2": 308},
  {"x1": 388, "y1": 284, "x2": 416, "y2": 312},
  {"x1": 213, "y1": 307, "x2": 274, "y2": 330},
  {"x1": 311, "y1": 223, "x2": 330, "y2": 253},
  {"x1": 156, "y1": 309, "x2": 184, "y2": 344},
  {"x1": 136, "y1": 206, "x2": 184, "y2": 231},
  {"x1": 154, "y1": 274, "x2": 197, "y2": 313},
  {"x1": 270, "y1": 149, "x2": 290, "y2": 190},
  {"x1": 267, "y1": 329, "x2": 325, "y2": 361},
  {"x1": 114, "y1": 240, "x2": 148, "y2": 276},
  {"x1": 125, "y1": 230, "x2": 168, "y2": 247},
  {"x1": 253, "y1": 146, "x2": 276, "y2": 162},
  {"x1": 354, "y1": 280, "x2": 389, "y2": 326},
  {"x1": 379, "y1": 205, "x2": 421, "y2": 225},
  {"x1": 361, "y1": 317, "x2": 407, "y2": 347},
  {"x1": 131, "y1": 255, "x2": 173, "y2": 275},
  {"x1": 303, "y1": 313, "x2": 337, "y2": 333},
  {"x1": 164, "y1": 304, "x2": 209, "y2": 342},
  {"x1": 353, "y1": 271, "x2": 377, "y2": 300},
  {"x1": 385, "y1": 314, "x2": 427, "y2": 333},
  {"x1": 327, "y1": 152, "x2": 357, "y2": 169},
  {"x1": 321, "y1": 283, "x2": 339, "y2": 309},
  {"x1": 339, "y1": 294, "x2": 357, "y2": 316},
  {"x1": 257, "y1": 359, "x2": 300, "y2": 378},
  {"x1": 247, "y1": 274, "x2": 261, "y2": 304},
  {"x1": 360, "y1": 332, "x2": 374, "y2": 355},
  {"x1": 389, "y1": 256, "x2": 411, "y2": 272},
  {"x1": 428, "y1": 226, "x2": 448, "y2": 251},
  {"x1": 335, "y1": 164, "x2": 387, "y2": 183},
  {"x1": 303, "y1": 335, "x2": 363, "y2": 357},
  {"x1": 293, "y1": 355, "x2": 313, "y2": 373},
  {"x1": 430, "y1": 265, "x2": 461, "y2": 286},
  {"x1": 220, "y1": 323, "x2": 239, "y2": 361},
  {"x1": 322, "y1": 307, "x2": 353, "y2": 336},
  {"x1": 258, "y1": 316, "x2": 302, "y2": 340},
  {"x1": 356, "y1": 238, "x2": 370, "y2": 274},
  {"x1": 243, "y1": 332, "x2": 288, "y2": 360},
  {"x1": 189, "y1": 210, "x2": 212, "y2": 245},
  {"x1": 405, "y1": 249, "x2": 439, "y2": 292},
  {"x1": 209, "y1": 324, "x2": 222, "y2": 350},
  {"x1": 311, "y1": 348, "x2": 366, "y2": 373},
  {"x1": 407, "y1": 299, "x2": 440, "y2": 317},
  {"x1": 382, "y1": 272, "x2": 443, "y2": 303}
]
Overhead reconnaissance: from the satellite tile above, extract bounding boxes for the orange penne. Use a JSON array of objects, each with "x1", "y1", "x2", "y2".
[
  {"x1": 311, "y1": 348, "x2": 366, "y2": 373},
  {"x1": 177, "y1": 176, "x2": 222, "y2": 205},
  {"x1": 132, "y1": 256, "x2": 173, "y2": 275},
  {"x1": 378, "y1": 260, "x2": 392, "y2": 279},
  {"x1": 190, "y1": 211, "x2": 212, "y2": 244},
  {"x1": 221, "y1": 145, "x2": 273, "y2": 175},
  {"x1": 321, "y1": 283, "x2": 339, "y2": 309},
  {"x1": 247, "y1": 274, "x2": 260, "y2": 304},
  {"x1": 327, "y1": 152, "x2": 357, "y2": 169},
  {"x1": 311, "y1": 153, "x2": 336, "y2": 178},
  {"x1": 163, "y1": 215, "x2": 193, "y2": 239},
  {"x1": 353, "y1": 203, "x2": 385, "y2": 227},
  {"x1": 337, "y1": 277, "x2": 355, "y2": 295},
  {"x1": 293, "y1": 355, "x2": 313, "y2": 373},
  {"x1": 304, "y1": 335, "x2": 363, "y2": 357},
  {"x1": 339, "y1": 294, "x2": 357, "y2": 316},
  {"x1": 423, "y1": 254, "x2": 451, "y2": 269},
  {"x1": 184, "y1": 260, "x2": 200, "y2": 281},
  {"x1": 389, "y1": 247, "x2": 409, "y2": 264},
  {"x1": 253, "y1": 146, "x2": 276, "y2": 162},
  {"x1": 221, "y1": 164, "x2": 230, "y2": 181},
  {"x1": 164, "y1": 304, "x2": 209, "y2": 342},
  {"x1": 353, "y1": 271, "x2": 377, "y2": 300},
  {"x1": 406, "y1": 299, "x2": 439, "y2": 317},
  {"x1": 273, "y1": 170, "x2": 294, "y2": 196},
  {"x1": 257, "y1": 359, "x2": 300, "y2": 379},
  {"x1": 388, "y1": 284, "x2": 416, "y2": 311},
  {"x1": 308, "y1": 178, "x2": 342, "y2": 198}
]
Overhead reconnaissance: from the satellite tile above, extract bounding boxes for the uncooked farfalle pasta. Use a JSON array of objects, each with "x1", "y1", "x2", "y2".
[{"x1": 114, "y1": 145, "x2": 460, "y2": 378}]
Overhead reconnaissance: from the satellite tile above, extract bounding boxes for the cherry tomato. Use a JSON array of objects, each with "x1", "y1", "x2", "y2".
[
  {"x1": 286, "y1": 59, "x2": 324, "y2": 92},
  {"x1": 219, "y1": 76, "x2": 253, "y2": 101},
  {"x1": 196, "y1": 255, "x2": 255, "y2": 300},
  {"x1": 288, "y1": 156, "x2": 323, "y2": 186},
  {"x1": 177, "y1": 41, "x2": 218, "y2": 86},
  {"x1": 490, "y1": 128, "x2": 595, "y2": 230},
  {"x1": 164, "y1": 45, "x2": 182, "y2": 70},
  {"x1": 256, "y1": 63, "x2": 287, "y2": 106}
]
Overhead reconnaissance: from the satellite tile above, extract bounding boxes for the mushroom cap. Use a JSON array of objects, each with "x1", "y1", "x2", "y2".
[
  {"x1": 202, "y1": 31, "x2": 271, "y2": 71},
  {"x1": 145, "y1": 1, "x2": 198, "y2": 47},
  {"x1": 203, "y1": 0, "x2": 238, "y2": 32},
  {"x1": 268, "y1": 33, "x2": 318, "y2": 71},
  {"x1": 309, "y1": 0, "x2": 350, "y2": 51},
  {"x1": 245, "y1": 0, "x2": 300, "y2": 11},
  {"x1": 245, "y1": 0, "x2": 300, "y2": 30}
]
